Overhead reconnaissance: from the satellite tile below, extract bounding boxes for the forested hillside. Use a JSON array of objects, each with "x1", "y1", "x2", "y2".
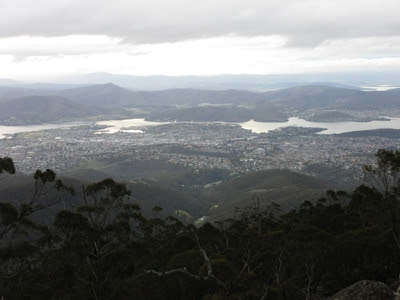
[{"x1": 1, "y1": 151, "x2": 400, "y2": 299}]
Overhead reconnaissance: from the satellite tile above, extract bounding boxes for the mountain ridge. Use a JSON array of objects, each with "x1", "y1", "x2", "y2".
[
  {"x1": 0, "y1": 95, "x2": 112, "y2": 125},
  {"x1": 0, "y1": 83, "x2": 399, "y2": 124}
]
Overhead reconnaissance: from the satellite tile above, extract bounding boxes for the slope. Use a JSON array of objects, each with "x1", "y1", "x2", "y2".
[
  {"x1": 0, "y1": 95, "x2": 107, "y2": 125},
  {"x1": 203, "y1": 169, "x2": 330, "y2": 220}
]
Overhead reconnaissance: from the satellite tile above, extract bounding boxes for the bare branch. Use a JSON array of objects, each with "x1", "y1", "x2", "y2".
[
  {"x1": 145, "y1": 267, "x2": 200, "y2": 278},
  {"x1": 260, "y1": 284, "x2": 269, "y2": 300},
  {"x1": 144, "y1": 234, "x2": 228, "y2": 291},
  {"x1": 196, "y1": 234, "x2": 227, "y2": 290}
]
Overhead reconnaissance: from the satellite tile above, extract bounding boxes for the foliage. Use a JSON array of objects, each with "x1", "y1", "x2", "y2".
[
  {"x1": 1, "y1": 151, "x2": 400, "y2": 299},
  {"x1": 0, "y1": 157, "x2": 16, "y2": 176}
]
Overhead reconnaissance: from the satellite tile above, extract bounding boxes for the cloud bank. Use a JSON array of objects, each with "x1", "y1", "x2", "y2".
[
  {"x1": 1, "y1": 0, "x2": 399, "y2": 79},
  {"x1": 1, "y1": 0, "x2": 399, "y2": 45}
]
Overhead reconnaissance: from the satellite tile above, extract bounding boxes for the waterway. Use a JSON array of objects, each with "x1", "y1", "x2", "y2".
[
  {"x1": 239, "y1": 117, "x2": 400, "y2": 134},
  {"x1": 1, "y1": 117, "x2": 400, "y2": 139},
  {"x1": 0, "y1": 121, "x2": 90, "y2": 139}
]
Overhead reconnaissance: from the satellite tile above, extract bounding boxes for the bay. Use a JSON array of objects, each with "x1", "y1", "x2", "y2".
[
  {"x1": 1, "y1": 117, "x2": 400, "y2": 139},
  {"x1": 0, "y1": 121, "x2": 90, "y2": 139},
  {"x1": 239, "y1": 117, "x2": 400, "y2": 134}
]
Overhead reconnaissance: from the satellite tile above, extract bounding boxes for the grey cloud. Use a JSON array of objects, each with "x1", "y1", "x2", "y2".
[
  {"x1": 11, "y1": 53, "x2": 65, "y2": 62},
  {"x1": 0, "y1": 0, "x2": 399, "y2": 46},
  {"x1": 4, "y1": 49, "x2": 101, "y2": 59}
]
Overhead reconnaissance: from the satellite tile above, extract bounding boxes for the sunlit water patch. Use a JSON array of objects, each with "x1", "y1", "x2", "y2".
[
  {"x1": 2, "y1": 117, "x2": 400, "y2": 139},
  {"x1": 94, "y1": 118, "x2": 168, "y2": 134},
  {"x1": 361, "y1": 85, "x2": 400, "y2": 91},
  {"x1": 0, "y1": 122, "x2": 89, "y2": 139},
  {"x1": 239, "y1": 117, "x2": 400, "y2": 134}
]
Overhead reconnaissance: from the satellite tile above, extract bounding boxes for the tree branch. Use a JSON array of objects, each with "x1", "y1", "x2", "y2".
[{"x1": 144, "y1": 234, "x2": 228, "y2": 291}]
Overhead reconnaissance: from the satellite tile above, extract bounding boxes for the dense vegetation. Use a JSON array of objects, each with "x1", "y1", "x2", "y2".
[{"x1": 1, "y1": 150, "x2": 400, "y2": 299}]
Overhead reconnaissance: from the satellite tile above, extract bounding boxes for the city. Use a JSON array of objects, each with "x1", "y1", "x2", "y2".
[{"x1": 1, "y1": 121, "x2": 398, "y2": 187}]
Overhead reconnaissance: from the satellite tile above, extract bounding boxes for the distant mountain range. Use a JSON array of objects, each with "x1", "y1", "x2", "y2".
[
  {"x1": 3, "y1": 71, "x2": 400, "y2": 91},
  {"x1": 0, "y1": 83, "x2": 399, "y2": 125}
]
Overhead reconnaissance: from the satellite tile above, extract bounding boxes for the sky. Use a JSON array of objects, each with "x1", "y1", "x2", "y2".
[{"x1": 0, "y1": 0, "x2": 400, "y2": 80}]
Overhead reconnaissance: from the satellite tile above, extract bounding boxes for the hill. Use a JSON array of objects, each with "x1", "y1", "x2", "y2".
[
  {"x1": 336, "y1": 128, "x2": 400, "y2": 138},
  {"x1": 57, "y1": 83, "x2": 142, "y2": 107},
  {"x1": 202, "y1": 169, "x2": 330, "y2": 220},
  {"x1": 0, "y1": 166, "x2": 333, "y2": 222},
  {"x1": 64, "y1": 159, "x2": 333, "y2": 220},
  {"x1": 146, "y1": 105, "x2": 287, "y2": 122},
  {"x1": 0, "y1": 86, "x2": 45, "y2": 99},
  {"x1": 306, "y1": 111, "x2": 356, "y2": 122},
  {"x1": 263, "y1": 85, "x2": 362, "y2": 109},
  {"x1": 56, "y1": 84, "x2": 288, "y2": 121},
  {"x1": 142, "y1": 88, "x2": 267, "y2": 106},
  {"x1": 58, "y1": 84, "x2": 400, "y2": 121},
  {"x1": 0, "y1": 171, "x2": 205, "y2": 221},
  {"x1": 0, "y1": 95, "x2": 110, "y2": 125},
  {"x1": 66, "y1": 159, "x2": 216, "y2": 218},
  {"x1": 0, "y1": 174, "x2": 86, "y2": 224},
  {"x1": 1, "y1": 84, "x2": 399, "y2": 123},
  {"x1": 58, "y1": 84, "x2": 270, "y2": 108},
  {"x1": 263, "y1": 85, "x2": 400, "y2": 112},
  {"x1": 337, "y1": 88, "x2": 400, "y2": 109}
]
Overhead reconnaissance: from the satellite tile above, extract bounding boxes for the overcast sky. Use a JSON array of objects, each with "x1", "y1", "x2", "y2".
[{"x1": 0, "y1": 0, "x2": 399, "y2": 80}]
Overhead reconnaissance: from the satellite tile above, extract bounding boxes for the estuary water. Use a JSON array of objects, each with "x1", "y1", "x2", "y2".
[
  {"x1": 1, "y1": 117, "x2": 400, "y2": 139},
  {"x1": 0, "y1": 121, "x2": 90, "y2": 139},
  {"x1": 239, "y1": 117, "x2": 400, "y2": 134},
  {"x1": 95, "y1": 119, "x2": 167, "y2": 134},
  {"x1": 95, "y1": 117, "x2": 400, "y2": 135}
]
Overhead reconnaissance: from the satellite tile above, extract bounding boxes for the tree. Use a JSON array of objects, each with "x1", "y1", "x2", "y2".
[
  {"x1": 53, "y1": 178, "x2": 140, "y2": 300},
  {"x1": 0, "y1": 158, "x2": 74, "y2": 296},
  {"x1": 363, "y1": 149, "x2": 400, "y2": 199},
  {"x1": 1, "y1": 167, "x2": 73, "y2": 242},
  {"x1": 363, "y1": 149, "x2": 400, "y2": 266},
  {"x1": 79, "y1": 178, "x2": 132, "y2": 232},
  {"x1": 0, "y1": 157, "x2": 16, "y2": 177}
]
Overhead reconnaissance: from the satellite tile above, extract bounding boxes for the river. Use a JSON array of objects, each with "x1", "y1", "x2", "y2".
[
  {"x1": 0, "y1": 121, "x2": 91, "y2": 139},
  {"x1": 1, "y1": 117, "x2": 400, "y2": 139},
  {"x1": 239, "y1": 117, "x2": 400, "y2": 134}
]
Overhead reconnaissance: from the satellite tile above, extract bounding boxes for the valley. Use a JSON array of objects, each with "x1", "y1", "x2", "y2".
[
  {"x1": 3, "y1": 2, "x2": 400, "y2": 298},
  {"x1": 1, "y1": 83, "x2": 400, "y2": 221},
  {"x1": 2, "y1": 117, "x2": 400, "y2": 221}
]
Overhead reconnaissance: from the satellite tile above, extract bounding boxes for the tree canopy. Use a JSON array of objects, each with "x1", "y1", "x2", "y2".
[{"x1": 1, "y1": 151, "x2": 400, "y2": 299}]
